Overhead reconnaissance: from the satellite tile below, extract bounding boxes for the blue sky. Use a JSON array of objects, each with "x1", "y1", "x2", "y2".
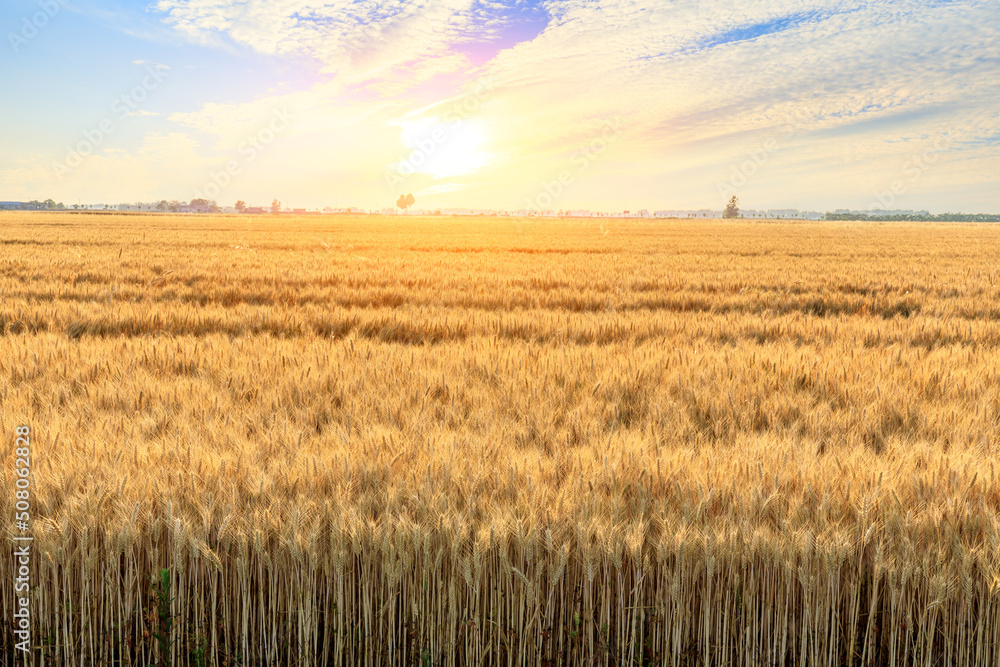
[{"x1": 1, "y1": 0, "x2": 998, "y2": 212}]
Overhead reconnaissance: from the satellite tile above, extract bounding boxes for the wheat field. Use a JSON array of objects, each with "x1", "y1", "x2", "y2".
[{"x1": 1, "y1": 212, "x2": 999, "y2": 666}]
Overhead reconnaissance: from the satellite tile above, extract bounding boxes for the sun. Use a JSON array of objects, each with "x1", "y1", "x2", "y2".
[{"x1": 394, "y1": 117, "x2": 493, "y2": 179}]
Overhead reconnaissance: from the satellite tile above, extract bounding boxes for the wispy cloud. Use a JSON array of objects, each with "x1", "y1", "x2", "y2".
[
  {"x1": 131, "y1": 59, "x2": 171, "y2": 69},
  {"x1": 152, "y1": 0, "x2": 488, "y2": 85},
  {"x1": 3, "y1": 0, "x2": 997, "y2": 211}
]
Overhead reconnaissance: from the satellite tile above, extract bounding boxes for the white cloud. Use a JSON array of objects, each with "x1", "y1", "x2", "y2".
[
  {"x1": 132, "y1": 60, "x2": 172, "y2": 69},
  {"x1": 457, "y1": 0, "x2": 1000, "y2": 209},
  {"x1": 153, "y1": 0, "x2": 483, "y2": 84},
  {"x1": 47, "y1": 0, "x2": 999, "y2": 211}
]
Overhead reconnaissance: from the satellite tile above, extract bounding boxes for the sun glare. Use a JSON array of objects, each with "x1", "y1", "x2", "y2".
[{"x1": 395, "y1": 117, "x2": 493, "y2": 179}]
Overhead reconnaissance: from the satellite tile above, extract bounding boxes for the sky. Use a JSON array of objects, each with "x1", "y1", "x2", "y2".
[{"x1": 1, "y1": 0, "x2": 998, "y2": 213}]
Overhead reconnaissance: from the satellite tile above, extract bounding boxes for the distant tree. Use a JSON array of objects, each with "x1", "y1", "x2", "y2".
[
  {"x1": 155, "y1": 200, "x2": 169, "y2": 212},
  {"x1": 397, "y1": 193, "x2": 416, "y2": 212},
  {"x1": 723, "y1": 195, "x2": 739, "y2": 219},
  {"x1": 235, "y1": 200, "x2": 247, "y2": 213},
  {"x1": 823, "y1": 211, "x2": 1000, "y2": 223},
  {"x1": 43, "y1": 198, "x2": 56, "y2": 209},
  {"x1": 270, "y1": 199, "x2": 281, "y2": 214},
  {"x1": 188, "y1": 198, "x2": 219, "y2": 212}
]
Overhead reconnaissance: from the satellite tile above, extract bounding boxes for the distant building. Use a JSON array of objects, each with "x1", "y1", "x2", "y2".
[
  {"x1": 653, "y1": 209, "x2": 719, "y2": 218},
  {"x1": 1, "y1": 201, "x2": 47, "y2": 210},
  {"x1": 737, "y1": 209, "x2": 825, "y2": 220},
  {"x1": 851, "y1": 209, "x2": 931, "y2": 217},
  {"x1": 246, "y1": 207, "x2": 266, "y2": 214}
]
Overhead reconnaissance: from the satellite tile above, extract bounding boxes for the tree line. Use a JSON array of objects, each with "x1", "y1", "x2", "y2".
[{"x1": 823, "y1": 212, "x2": 1000, "y2": 222}]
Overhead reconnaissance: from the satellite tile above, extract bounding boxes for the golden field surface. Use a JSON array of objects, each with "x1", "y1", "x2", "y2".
[{"x1": 1, "y1": 211, "x2": 999, "y2": 666}]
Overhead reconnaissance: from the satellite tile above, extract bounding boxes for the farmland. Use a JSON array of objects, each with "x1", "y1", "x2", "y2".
[{"x1": 2, "y1": 212, "x2": 999, "y2": 665}]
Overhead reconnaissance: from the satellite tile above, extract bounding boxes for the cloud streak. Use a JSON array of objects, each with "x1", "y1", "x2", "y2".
[{"x1": 2, "y1": 0, "x2": 997, "y2": 212}]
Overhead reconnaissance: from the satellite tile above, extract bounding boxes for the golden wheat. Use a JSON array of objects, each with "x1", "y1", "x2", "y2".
[{"x1": 1, "y1": 212, "x2": 999, "y2": 665}]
